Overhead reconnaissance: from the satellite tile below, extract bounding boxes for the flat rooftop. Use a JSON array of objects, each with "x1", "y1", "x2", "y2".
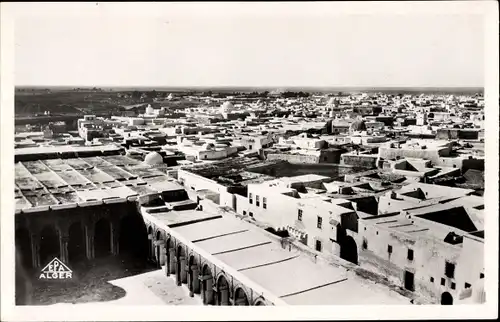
[
  {"x1": 15, "y1": 144, "x2": 123, "y2": 156},
  {"x1": 143, "y1": 208, "x2": 410, "y2": 305},
  {"x1": 14, "y1": 155, "x2": 176, "y2": 213}
]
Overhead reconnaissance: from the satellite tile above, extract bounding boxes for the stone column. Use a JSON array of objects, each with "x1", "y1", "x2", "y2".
[
  {"x1": 200, "y1": 277, "x2": 206, "y2": 303},
  {"x1": 175, "y1": 258, "x2": 181, "y2": 286},
  {"x1": 192, "y1": 266, "x2": 200, "y2": 294},
  {"x1": 164, "y1": 248, "x2": 169, "y2": 276},
  {"x1": 169, "y1": 249, "x2": 176, "y2": 275},
  {"x1": 110, "y1": 222, "x2": 120, "y2": 256},
  {"x1": 147, "y1": 233, "x2": 153, "y2": 262},
  {"x1": 159, "y1": 245, "x2": 166, "y2": 266},
  {"x1": 205, "y1": 278, "x2": 214, "y2": 305},
  {"x1": 30, "y1": 233, "x2": 40, "y2": 269},
  {"x1": 180, "y1": 256, "x2": 187, "y2": 284},
  {"x1": 85, "y1": 225, "x2": 95, "y2": 260},
  {"x1": 59, "y1": 235, "x2": 69, "y2": 264}
]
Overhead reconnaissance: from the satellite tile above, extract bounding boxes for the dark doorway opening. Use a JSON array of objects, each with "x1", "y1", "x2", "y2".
[
  {"x1": 441, "y1": 292, "x2": 453, "y2": 305},
  {"x1": 234, "y1": 288, "x2": 249, "y2": 306},
  {"x1": 68, "y1": 222, "x2": 86, "y2": 263},
  {"x1": 216, "y1": 275, "x2": 230, "y2": 306},
  {"x1": 404, "y1": 271, "x2": 415, "y2": 291},
  {"x1": 201, "y1": 264, "x2": 214, "y2": 305},
  {"x1": 339, "y1": 235, "x2": 358, "y2": 265},
  {"x1": 119, "y1": 214, "x2": 149, "y2": 260},
  {"x1": 94, "y1": 219, "x2": 111, "y2": 258},
  {"x1": 39, "y1": 226, "x2": 60, "y2": 266},
  {"x1": 16, "y1": 228, "x2": 32, "y2": 269}
]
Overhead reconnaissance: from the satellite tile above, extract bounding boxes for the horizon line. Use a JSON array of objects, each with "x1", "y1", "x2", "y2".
[{"x1": 15, "y1": 85, "x2": 485, "y2": 89}]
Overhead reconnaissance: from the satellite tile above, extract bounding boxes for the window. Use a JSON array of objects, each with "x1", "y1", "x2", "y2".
[
  {"x1": 362, "y1": 238, "x2": 368, "y2": 250},
  {"x1": 317, "y1": 216, "x2": 323, "y2": 229},
  {"x1": 249, "y1": 145, "x2": 253, "y2": 150},
  {"x1": 480, "y1": 273, "x2": 484, "y2": 279},
  {"x1": 441, "y1": 278, "x2": 446, "y2": 286},
  {"x1": 430, "y1": 277, "x2": 434, "y2": 283},
  {"x1": 249, "y1": 212, "x2": 253, "y2": 217},
  {"x1": 298, "y1": 209, "x2": 303, "y2": 221},
  {"x1": 451, "y1": 282, "x2": 456, "y2": 290},
  {"x1": 263, "y1": 197, "x2": 267, "y2": 209},
  {"x1": 387, "y1": 245, "x2": 393, "y2": 254},
  {"x1": 445, "y1": 261, "x2": 455, "y2": 279},
  {"x1": 465, "y1": 282, "x2": 471, "y2": 289},
  {"x1": 249, "y1": 193, "x2": 253, "y2": 204},
  {"x1": 256, "y1": 195, "x2": 260, "y2": 207},
  {"x1": 407, "y1": 249, "x2": 414, "y2": 261},
  {"x1": 243, "y1": 211, "x2": 246, "y2": 216},
  {"x1": 315, "y1": 240, "x2": 322, "y2": 252}
]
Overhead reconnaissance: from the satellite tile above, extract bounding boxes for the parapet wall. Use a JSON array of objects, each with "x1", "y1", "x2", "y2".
[
  {"x1": 266, "y1": 153, "x2": 320, "y2": 164},
  {"x1": 341, "y1": 154, "x2": 378, "y2": 168}
]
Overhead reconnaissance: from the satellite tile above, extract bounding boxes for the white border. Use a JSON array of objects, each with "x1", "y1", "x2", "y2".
[{"x1": 1, "y1": 2, "x2": 498, "y2": 321}]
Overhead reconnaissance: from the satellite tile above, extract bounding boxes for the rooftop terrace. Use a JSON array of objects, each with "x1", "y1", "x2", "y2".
[{"x1": 14, "y1": 155, "x2": 176, "y2": 213}]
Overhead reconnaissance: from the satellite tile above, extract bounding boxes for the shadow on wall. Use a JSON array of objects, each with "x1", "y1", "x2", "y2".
[{"x1": 28, "y1": 255, "x2": 157, "y2": 305}]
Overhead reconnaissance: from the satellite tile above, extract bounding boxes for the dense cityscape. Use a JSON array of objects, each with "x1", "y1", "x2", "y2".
[{"x1": 14, "y1": 87, "x2": 485, "y2": 306}]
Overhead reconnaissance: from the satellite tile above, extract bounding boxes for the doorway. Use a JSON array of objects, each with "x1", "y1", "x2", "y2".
[
  {"x1": 404, "y1": 270, "x2": 415, "y2": 291},
  {"x1": 441, "y1": 292, "x2": 453, "y2": 305}
]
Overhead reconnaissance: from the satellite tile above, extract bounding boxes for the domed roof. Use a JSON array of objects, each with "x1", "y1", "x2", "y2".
[
  {"x1": 202, "y1": 143, "x2": 215, "y2": 151},
  {"x1": 144, "y1": 151, "x2": 163, "y2": 165},
  {"x1": 220, "y1": 101, "x2": 234, "y2": 112},
  {"x1": 350, "y1": 120, "x2": 367, "y2": 132}
]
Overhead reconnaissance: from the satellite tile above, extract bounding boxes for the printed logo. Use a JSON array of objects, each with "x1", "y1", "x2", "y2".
[{"x1": 39, "y1": 257, "x2": 73, "y2": 279}]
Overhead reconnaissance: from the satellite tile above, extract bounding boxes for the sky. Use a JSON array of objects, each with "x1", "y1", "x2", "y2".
[{"x1": 14, "y1": 6, "x2": 485, "y2": 88}]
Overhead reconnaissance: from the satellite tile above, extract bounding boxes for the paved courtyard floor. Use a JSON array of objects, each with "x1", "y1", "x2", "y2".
[{"x1": 29, "y1": 256, "x2": 201, "y2": 306}]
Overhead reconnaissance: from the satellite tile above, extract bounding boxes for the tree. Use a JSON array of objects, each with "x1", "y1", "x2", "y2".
[{"x1": 132, "y1": 91, "x2": 141, "y2": 99}]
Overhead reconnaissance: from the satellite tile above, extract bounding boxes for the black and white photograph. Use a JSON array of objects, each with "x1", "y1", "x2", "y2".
[{"x1": 1, "y1": 1, "x2": 498, "y2": 321}]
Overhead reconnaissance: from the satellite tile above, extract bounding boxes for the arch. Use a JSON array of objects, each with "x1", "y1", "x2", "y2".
[
  {"x1": 339, "y1": 235, "x2": 358, "y2": 265},
  {"x1": 39, "y1": 225, "x2": 60, "y2": 266},
  {"x1": 254, "y1": 298, "x2": 266, "y2": 306},
  {"x1": 234, "y1": 287, "x2": 250, "y2": 306},
  {"x1": 68, "y1": 221, "x2": 85, "y2": 263},
  {"x1": 94, "y1": 218, "x2": 111, "y2": 258},
  {"x1": 15, "y1": 228, "x2": 32, "y2": 269},
  {"x1": 201, "y1": 264, "x2": 214, "y2": 305},
  {"x1": 216, "y1": 274, "x2": 231, "y2": 306},
  {"x1": 119, "y1": 214, "x2": 148, "y2": 260},
  {"x1": 441, "y1": 292, "x2": 453, "y2": 305}
]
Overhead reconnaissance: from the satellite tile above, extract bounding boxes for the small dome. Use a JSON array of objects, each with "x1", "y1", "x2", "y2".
[
  {"x1": 350, "y1": 120, "x2": 367, "y2": 132},
  {"x1": 220, "y1": 101, "x2": 234, "y2": 113},
  {"x1": 202, "y1": 143, "x2": 215, "y2": 151},
  {"x1": 144, "y1": 152, "x2": 163, "y2": 165}
]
